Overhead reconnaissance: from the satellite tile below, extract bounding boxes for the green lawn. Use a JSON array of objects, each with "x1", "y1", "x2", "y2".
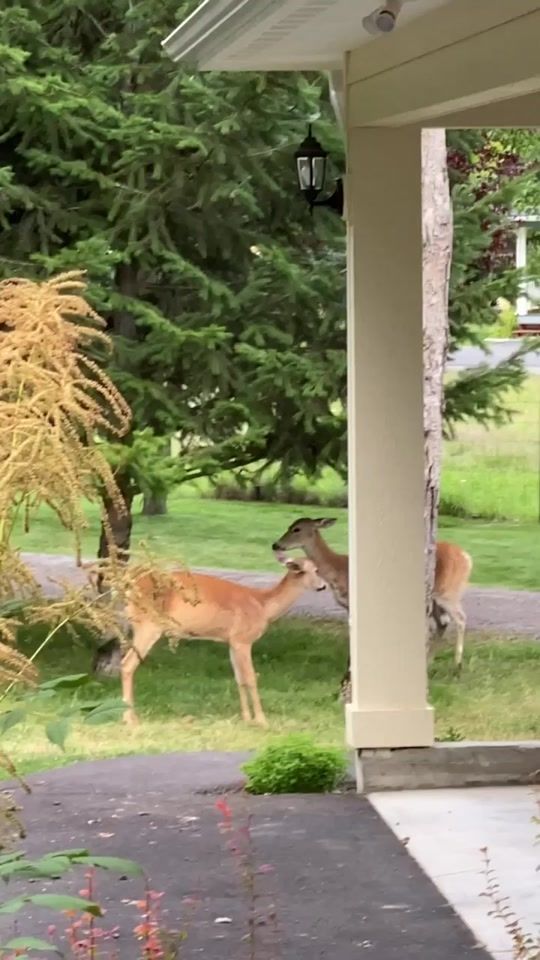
[
  {"x1": 2, "y1": 621, "x2": 539, "y2": 777},
  {"x1": 11, "y1": 494, "x2": 540, "y2": 590},
  {"x1": 181, "y1": 376, "x2": 540, "y2": 523},
  {"x1": 442, "y1": 376, "x2": 540, "y2": 523}
]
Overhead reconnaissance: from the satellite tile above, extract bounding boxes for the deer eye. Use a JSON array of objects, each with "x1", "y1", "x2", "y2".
[{"x1": 293, "y1": 527, "x2": 301, "y2": 533}]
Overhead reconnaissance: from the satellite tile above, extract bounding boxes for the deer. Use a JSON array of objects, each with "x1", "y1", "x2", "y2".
[
  {"x1": 118, "y1": 557, "x2": 326, "y2": 728},
  {"x1": 271, "y1": 517, "x2": 472, "y2": 700}
]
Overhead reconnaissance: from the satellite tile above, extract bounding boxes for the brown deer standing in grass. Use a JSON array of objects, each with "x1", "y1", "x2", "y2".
[
  {"x1": 119, "y1": 558, "x2": 326, "y2": 727},
  {"x1": 272, "y1": 517, "x2": 472, "y2": 700}
]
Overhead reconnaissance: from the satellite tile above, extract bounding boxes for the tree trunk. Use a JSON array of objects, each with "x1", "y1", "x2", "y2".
[
  {"x1": 98, "y1": 483, "x2": 134, "y2": 564},
  {"x1": 422, "y1": 129, "x2": 453, "y2": 627},
  {"x1": 142, "y1": 492, "x2": 168, "y2": 515},
  {"x1": 94, "y1": 480, "x2": 134, "y2": 677},
  {"x1": 93, "y1": 263, "x2": 138, "y2": 676}
]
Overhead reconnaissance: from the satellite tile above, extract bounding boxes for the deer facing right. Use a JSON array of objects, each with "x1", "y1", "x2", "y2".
[{"x1": 272, "y1": 518, "x2": 472, "y2": 694}]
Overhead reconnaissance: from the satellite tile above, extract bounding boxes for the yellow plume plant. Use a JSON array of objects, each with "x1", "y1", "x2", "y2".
[
  {"x1": 0, "y1": 270, "x2": 133, "y2": 685},
  {"x1": 0, "y1": 271, "x2": 189, "y2": 832}
]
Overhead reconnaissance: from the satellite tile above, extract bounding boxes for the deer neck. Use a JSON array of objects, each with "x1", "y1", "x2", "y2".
[
  {"x1": 303, "y1": 532, "x2": 341, "y2": 581},
  {"x1": 259, "y1": 574, "x2": 306, "y2": 622}
]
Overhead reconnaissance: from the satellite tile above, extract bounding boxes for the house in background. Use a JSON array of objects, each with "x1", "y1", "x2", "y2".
[{"x1": 513, "y1": 212, "x2": 540, "y2": 335}]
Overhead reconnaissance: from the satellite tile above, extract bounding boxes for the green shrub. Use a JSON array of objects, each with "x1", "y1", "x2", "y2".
[{"x1": 243, "y1": 735, "x2": 347, "y2": 794}]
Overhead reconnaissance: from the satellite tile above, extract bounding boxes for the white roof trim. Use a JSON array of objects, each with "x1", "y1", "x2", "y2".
[
  {"x1": 511, "y1": 212, "x2": 540, "y2": 225},
  {"x1": 162, "y1": 0, "x2": 293, "y2": 66},
  {"x1": 162, "y1": 0, "x2": 450, "y2": 72}
]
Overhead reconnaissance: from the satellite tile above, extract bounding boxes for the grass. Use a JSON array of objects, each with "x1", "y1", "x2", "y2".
[
  {"x1": 7, "y1": 375, "x2": 540, "y2": 590},
  {"x1": 442, "y1": 376, "x2": 540, "y2": 523},
  {"x1": 11, "y1": 493, "x2": 540, "y2": 590},
  {"x1": 2, "y1": 621, "x2": 539, "y2": 777},
  {"x1": 183, "y1": 377, "x2": 540, "y2": 523}
]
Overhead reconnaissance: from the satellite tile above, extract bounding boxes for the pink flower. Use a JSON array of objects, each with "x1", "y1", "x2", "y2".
[{"x1": 215, "y1": 797, "x2": 232, "y2": 818}]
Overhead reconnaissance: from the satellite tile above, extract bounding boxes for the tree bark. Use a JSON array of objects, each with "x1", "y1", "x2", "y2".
[
  {"x1": 98, "y1": 485, "x2": 134, "y2": 563},
  {"x1": 142, "y1": 492, "x2": 168, "y2": 515},
  {"x1": 94, "y1": 262, "x2": 138, "y2": 675},
  {"x1": 93, "y1": 480, "x2": 133, "y2": 677},
  {"x1": 422, "y1": 129, "x2": 453, "y2": 626}
]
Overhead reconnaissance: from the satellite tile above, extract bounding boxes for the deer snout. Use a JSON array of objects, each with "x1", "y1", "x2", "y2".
[
  {"x1": 315, "y1": 583, "x2": 326, "y2": 593},
  {"x1": 271, "y1": 542, "x2": 283, "y2": 551}
]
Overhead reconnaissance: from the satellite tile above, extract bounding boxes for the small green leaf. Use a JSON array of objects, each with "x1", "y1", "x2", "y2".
[
  {"x1": 27, "y1": 688, "x2": 57, "y2": 701},
  {"x1": 0, "y1": 708, "x2": 26, "y2": 736},
  {"x1": 26, "y1": 856, "x2": 72, "y2": 876},
  {"x1": 0, "y1": 894, "x2": 102, "y2": 916},
  {"x1": 73, "y1": 856, "x2": 143, "y2": 876},
  {"x1": 28, "y1": 894, "x2": 102, "y2": 916},
  {"x1": 77, "y1": 700, "x2": 107, "y2": 712},
  {"x1": 0, "y1": 897, "x2": 24, "y2": 914},
  {"x1": 0, "y1": 599, "x2": 27, "y2": 618},
  {"x1": 1, "y1": 935, "x2": 60, "y2": 953},
  {"x1": 0, "y1": 852, "x2": 25, "y2": 866},
  {"x1": 83, "y1": 705, "x2": 124, "y2": 726},
  {"x1": 45, "y1": 717, "x2": 70, "y2": 750},
  {"x1": 40, "y1": 674, "x2": 90, "y2": 691},
  {"x1": 50, "y1": 848, "x2": 89, "y2": 859},
  {"x1": 0, "y1": 862, "x2": 33, "y2": 879}
]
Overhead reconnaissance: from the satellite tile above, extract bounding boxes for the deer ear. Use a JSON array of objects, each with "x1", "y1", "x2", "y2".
[
  {"x1": 285, "y1": 558, "x2": 302, "y2": 574},
  {"x1": 316, "y1": 517, "x2": 337, "y2": 529}
]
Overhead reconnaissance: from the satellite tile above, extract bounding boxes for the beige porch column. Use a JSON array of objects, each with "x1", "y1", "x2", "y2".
[{"x1": 345, "y1": 126, "x2": 434, "y2": 750}]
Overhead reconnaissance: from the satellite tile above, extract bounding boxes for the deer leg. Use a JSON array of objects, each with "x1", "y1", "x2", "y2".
[
  {"x1": 231, "y1": 642, "x2": 268, "y2": 728},
  {"x1": 339, "y1": 614, "x2": 352, "y2": 702},
  {"x1": 121, "y1": 622, "x2": 162, "y2": 726},
  {"x1": 229, "y1": 647, "x2": 252, "y2": 723},
  {"x1": 340, "y1": 654, "x2": 352, "y2": 704},
  {"x1": 453, "y1": 602, "x2": 466, "y2": 675},
  {"x1": 433, "y1": 597, "x2": 466, "y2": 676}
]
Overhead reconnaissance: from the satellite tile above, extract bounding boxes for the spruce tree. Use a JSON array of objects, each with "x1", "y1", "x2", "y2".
[
  {"x1": 2, "y1": 3, "x2": 537, "y2": 543},
  {"x1": 0, "y1": 0, "x2": 344, "y2": 550}
]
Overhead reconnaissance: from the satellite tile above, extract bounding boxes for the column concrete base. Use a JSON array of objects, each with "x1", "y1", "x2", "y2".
[{"x1": 352, "y1": 741, "x2": 540, "y2": 792}]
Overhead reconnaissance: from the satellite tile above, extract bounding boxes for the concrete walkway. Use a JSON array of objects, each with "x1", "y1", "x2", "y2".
[
  {"x1": 4, "y1": 753, "x2": 507, "y2": 959},
  {"x1": 372, "y1": 786, "x2": 540, "y2": 960},
  {"x1": 22, "y1": 552, "x2": 540, "y2": 639}
]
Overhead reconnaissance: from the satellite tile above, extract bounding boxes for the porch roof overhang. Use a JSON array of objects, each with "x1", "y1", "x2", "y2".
[
  {"x1": 161, "y1": 0, "x2": 450, "y2": 72},
  {"x1": 163, "y1": 0, "x2": 540, "y2": 127}
]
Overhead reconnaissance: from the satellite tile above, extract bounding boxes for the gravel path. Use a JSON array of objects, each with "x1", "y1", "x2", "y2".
[{"x1": 21, "y1": 552, "x2": 540, "y2": 639}]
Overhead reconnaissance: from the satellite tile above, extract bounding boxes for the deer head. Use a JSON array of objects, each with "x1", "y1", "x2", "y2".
[
  {"x1": 281, "y1": 556, "x2": 327, "y2": 592},
  {"x1": 272, "y1": 517, "x2": 337, "y2": 556}
]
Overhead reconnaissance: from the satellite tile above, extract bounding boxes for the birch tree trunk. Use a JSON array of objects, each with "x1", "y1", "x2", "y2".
[{"x1": 422, "y1": 129, "x2": 453, "y2": 626}]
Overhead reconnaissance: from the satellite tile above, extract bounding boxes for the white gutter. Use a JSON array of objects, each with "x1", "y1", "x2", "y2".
[
  {"x1": 328, "y1": 69, "x2": 345, "y2": 131},
  {"x1": 162, "y1": 0, "x2": 292, "y2": 65}
]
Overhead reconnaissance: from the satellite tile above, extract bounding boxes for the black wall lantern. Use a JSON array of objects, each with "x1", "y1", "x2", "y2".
[{"x1": 294, "y1": 124, "x2": 343, "y2": 216}]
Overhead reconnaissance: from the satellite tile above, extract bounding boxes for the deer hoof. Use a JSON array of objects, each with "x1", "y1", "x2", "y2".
[{"x1": 123, "y1": 709, "x2": 140, "y2": 727}]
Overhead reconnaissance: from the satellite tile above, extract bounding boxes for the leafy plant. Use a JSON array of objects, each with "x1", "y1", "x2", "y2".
[
  {"x1": 215, "y1": 798, "x2": 277, "y2": 959},
  {"x1": 243, "y1": 735, "x2": 347, "y2": 794},
  {"x1": 481, "y1": 842, "x2": 539, "y2": 959},
  {"x1": 0, "y1": 672, "x2": 125, "y2": 756},
  {"x1": 0, "y1": 270, "x2": 132, "y2": 686},
  {"x1": 435, "y1": 725, "x2": 465, "y2": 742}
]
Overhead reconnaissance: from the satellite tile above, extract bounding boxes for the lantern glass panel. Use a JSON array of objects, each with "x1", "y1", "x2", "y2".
[{"x1": 296, "y1": 155, "x2": 326, "y2": 192}]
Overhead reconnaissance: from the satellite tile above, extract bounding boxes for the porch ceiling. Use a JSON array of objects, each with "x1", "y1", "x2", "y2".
[{"x1": 162, "y1": 0, "x2": 450, "y2": 71}]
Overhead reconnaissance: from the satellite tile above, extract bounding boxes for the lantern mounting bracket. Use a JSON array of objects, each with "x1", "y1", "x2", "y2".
[{"x1": 311, "y1": 178, "x2": 343, "y2": 215}]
